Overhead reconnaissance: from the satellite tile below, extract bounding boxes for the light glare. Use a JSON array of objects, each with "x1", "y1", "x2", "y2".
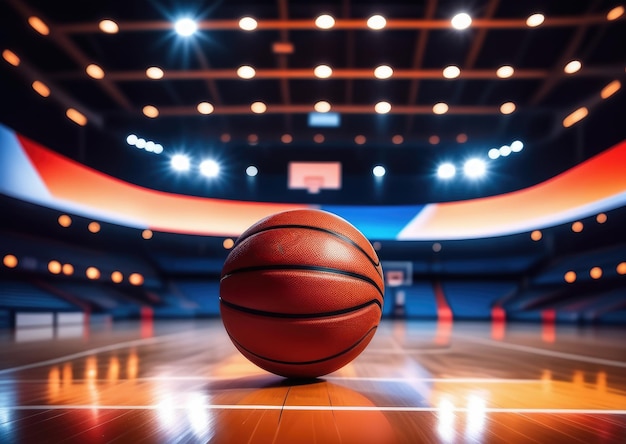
[
  {"x1": 464, "y1": 158, "x2": 486, "y2": 178},
  {"x1": 171, "y1": 154, "x2": 190, "y2": 172},
  {"x1": 314, "y1": 64, "x2": 333, "y2": 78},
  {"x1": 526, "y1": 14, "x2": 545, "y2": 27},
  {"x1": 443, "y1": 65, "x2": 461, "y2": 79},
  {"x1": 239, "y1": 17, "x2": 257, "y2": 31},
  {"x1": 174, "y1": 18, "x2": 197, "y2": 36},
  {"x1": 367, "y1": 15, "x2": 387, "y2": 30},
  {"x1": 373, "y1": 165, "x2": 386, "y2": 177},
  {"x1": 451, "y1": 13, "x2": 472, "y2": 30},
  {"x1": 437, "y1": 163, "x2": 456, "y2": 179},
  {"x1": 374, "y1": 65, "x2": 393, "y2": 79},
  {"x1": 199, "y1": 159, "x2": 220, "y2": 178},
  {"x1": 375, "y1": 101, "x2": 391, "y2": 114},
  {"x1": 315, "y1": 14, "x2": 335, "y2": 29}
]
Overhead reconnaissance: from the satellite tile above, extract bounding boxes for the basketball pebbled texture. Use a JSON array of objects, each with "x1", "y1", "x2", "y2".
[{"x1": 219, "y1": 208, "x2": 384, "y2": 378}]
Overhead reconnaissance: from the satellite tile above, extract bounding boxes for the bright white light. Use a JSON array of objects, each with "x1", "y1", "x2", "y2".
[
  {"x1": 314, "y1": 64, "x2": 333, "y2": 78},
  {"x1": 315, "y1": 14, "x2": 335, "y2": 29},
  {"x1": 250, "y1": 101, "x2": 267, "y2": 113},
  {"x1": 367, "y1": 15, "x2": 387, "y2": 30},
  {"x1": 237, "y1": 65, "x2": 256, "y2": 79},
  {"x1": 443, "y1": 65, "x2": 461, "y2": 79},
  {"x1": 374, "y1": 65, "x2": 393, "y2": 79},
  {"x1": 488, "y1": 148, "x2": 500, "y2": 159},
  {"x1": 464, "y1": 158, "x2": 486, "y2": 178},
  {"x1": 135, "y1": 138, "x2": 146, "y2": 149},
  {"x1": 171, "y1": 154, "x2": 190, "y2": 172},
  {"x1": 373, "y1": 165, "x2": 386, "y2": 177},
  {"x1": 526, "y1": 13, "x2": 545, "y2": 27},
  {"x1": 314, "y1": 100, "x2": 331, "y2": 113},
  {"x1": 499, "y1": 145, "x2": 512, "y2": 156},
  {"x1": 145, "y1": 141, "x2": 155, "y2": 152},
  {"x1": 451, "y1": 13, "x2": 472, "y2": 30},
  {"x1": 239, "y1": 17, "x2": 257, "y2": 31},
  {"x1": 433, "y1": 102, "x2": 449, "y2": 115},
  {"x1": 437, "y1": 397, "x2": 456, "y2": 443},
  {"x1": 199, "y1": 159, "x2": 220, "y2": 178},
  {"x1": 126, "y1": 134, "x2": 138, "y2": 145},
  {"x1": 466, "y1": 394, "x2": 487, "y2": 440},
  {"x1": 174, "y1": 18, "x2": 197, "y2": 37},
  {"x1": 511, "y1": 140, "x2": 524, "y2": 152},
  {"x1": 564, "y1": 60, "x2": 582, "y2": 74},
  {"x1": 375, "y1": 101, "x2": 391, "y2": 114},
  {"x1": 437, "y1": 163, "x2": 456, "y2": 179},
  {"x1": 246, "y1": 165, "x2": 258, "y2": 177},
  {"x1": 197, "y1": 102, "x2": 214, "y2": 114},
  {"x1": 153, "y1": 144, "x2": 164, "y2": 154},
  {"x1": 496, "y1": 65, "x2": 514, "y2": 79}
]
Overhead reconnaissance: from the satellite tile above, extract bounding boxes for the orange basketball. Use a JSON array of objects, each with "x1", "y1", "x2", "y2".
[{"x1": 219, "y1": 209, "x2": 384, "y2": 378}]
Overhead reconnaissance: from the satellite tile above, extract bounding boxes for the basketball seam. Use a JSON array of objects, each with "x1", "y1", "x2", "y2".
[
  {"x1": 220, "y1": 297, "x2": 381, "y2": 319},
  {"x1": 228, "y1": 325, "x2": 378, "y2": 367},
  {"x1": 220, "y1": 264, "x2": 384, "y2": 298},
  {"x1": 234, "y1": 224, "x2": 382, "y2": 272}
]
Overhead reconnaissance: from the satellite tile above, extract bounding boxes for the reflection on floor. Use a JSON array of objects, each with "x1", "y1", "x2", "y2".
[{"x1": 1, "y1": 318, "x2": 625, "y2": 443}]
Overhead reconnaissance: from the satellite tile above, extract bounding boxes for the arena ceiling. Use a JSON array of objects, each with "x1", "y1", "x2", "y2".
[{"x1": 0, "y1": 0, "x2": 625, "y2": 205}]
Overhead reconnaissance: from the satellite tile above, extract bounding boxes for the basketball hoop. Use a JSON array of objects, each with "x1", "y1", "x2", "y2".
[{"x1": 386, "y1": 270, "x2": 405, "y2": 287}]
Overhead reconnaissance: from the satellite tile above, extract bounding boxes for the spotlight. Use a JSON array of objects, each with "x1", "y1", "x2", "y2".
[
  {"x1": 246, "y1": 165, "x2": 258, "y2": 177},
  {"x1": 171, "y1": 154, "x2": 190, "y2": 172},
  {"x1": 510, "y1": 140, "x2": 524, "y2": 152},
  {"x1": 437, "y1": 163, "x2": 456, "y2": 179},
  {"x1": 199, "y1": 159, "x2": 220, "y2": 178},
  {"x1": 174, "y1": 18, "x2": 197, "y2": 36},
  {"x1": 463, "y1": 158, "x2": 486, "y2": 178},
  {"x1": 372, "y1": 165, "x2": 386, "y2": 177}
]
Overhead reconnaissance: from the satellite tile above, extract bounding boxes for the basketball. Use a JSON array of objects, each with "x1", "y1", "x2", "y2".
[{"x1": 219, "y1": 208, "x2": 384, "y2": 378}]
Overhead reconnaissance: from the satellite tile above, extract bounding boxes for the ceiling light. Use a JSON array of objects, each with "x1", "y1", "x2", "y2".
[
  {"x1": 563, "y1": 107, "x2": 588, "y2": 127},
  {"x1": 392, "y1": 135, "x2": 403, "y2": 144},
  {"x1": 146, "y1": 66, "x2": 164, "y2": 79},
  {"x1": 28, "y1": 16, "x2": 49, "y2": 35},
  {"x1": 456, "y1": 133, "x2": 468, "y2": 143},
  {"x1": 171, "y1": 154, "x2": 190, "y2": 172},
  {"x1": 607, "y1": 5, "x2": 625, "y2": 21},
  {"x1": 2, "y1": 49, "x2": 20, "y2": 66},
  {"x1": 367, "y1": 15, "x2": 386, "y2": 30},
  {"x1": 66, "y1": 108, "x2": 87, "y2": 126},
  {"x1": 281, "y1": 134, "x2": 293, "y2": 143},
  {"x1": 510, "y1": 140, "x2": 524, "y2": 152},
  {"x1": 375, "y1": 101, "x2": 391, "y2": 114},
  {"x1": 499, "y1": 145, "x2": 512, "y2": 156},
  {"x1": 99, "y1": 19, "x2": 119, "y2": 34},
  {"x1": 432, "y1": 102, "x2": 449, "y2": 114},
  {"x1": 451, "y1": 13, "x2": 472, "y2": 30},
  {"x1": 246, "y1": 165, "x2": 258, "y2": 177},
  {"x1": 126, "y1": 134, "x2": 138, "y2": 145},
  {"x1": 142, "y1": 105, "x2": 159, "y2": 118},
  {"x1": 314, "y1": 64, "x2": 332, "y2": 78},
  {"x1": 429, "y1": 135, "x2": 440, "y2": 145},
  {"x1": 496, "y1": 65, "x2": 514, "y2": 78},
  {"x1": 197, "y1": 102, "x2": 214, "y2": 114},
  {"x1": 86, "y1": 64, "x2": 105, "y2": 79},
  {"x1": 32, "y1": 80, "x2": 50, "y2": 97},
  {"x1": 248, "y1": 134, "x2": 259, "y2": 145},
  {"x1": 237, "y1": 65, "x2": 256, "y2": 79},
  {"x1": 374, "y1": 65, "x2": 393, "y2": 79},
  {"x1": 314, "y1": 101, "x2": 331, "y2": 113},
  {"x1": 199, "y1": 159, "x2": 220, "y2": 178},
  {"x1": 437, "y1": 163, "x2": 456, "y2": 179},
  {"x1": 355, "y1": 135, "x2": 366, "y2": 145},
  {"x1": 135, "y1": 138, "x2": 146, "y2": 148},
  {"x1": 174, "y1": 18, "x2": 197, "y2": 36},
  {"x1": 500, "y1": 102, "x2": 516, "y2": 114},
  {"x1": 144, "y1": 141, "x2": 155, "y2": 152},
  {"x1": 250, "y1": 101, "x2": 267, "y2": 113},
  {"x1": 315, "y1": 14, "x2": 335, "y2": 29},
  {"x1": 564, "y1": 60, "x2": 582, "y2": 74},
  {"x1": 153, "y1": 144, "x2": 163, "y2": 154},
  {"x1": 239, "y1": 17, "x2": 257, "y2": 31},
  {"x1": 526, "y1": 13, "x2": 545, "y2": 27},
  {"x1": 313, "y1": 133, "x2": 325, "y2": 143},
  {"x1": 601, "y1": 80, "x2": 621, "y2": 99},
  {"x1": 463, "y1": 158, "x2": 486, "y2": 178},
  {"x1": 442, "y1": 65, "x2": 460, "y2": 79},
  {"x1": 372, "y1": 165, "x2": 386, "y2": 177},
  {"x1": 488, "y1": 148, "x2": 500, "y2": 159}
]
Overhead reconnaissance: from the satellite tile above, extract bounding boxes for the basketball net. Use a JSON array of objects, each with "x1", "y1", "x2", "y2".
[{"x1": 304, "y1": 176, "x2": 324, "y2": 194}]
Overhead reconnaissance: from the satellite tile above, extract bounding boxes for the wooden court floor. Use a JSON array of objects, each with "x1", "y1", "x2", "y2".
[{"x1": 1, "y1": 317, "x2": 625, "y2": 443}]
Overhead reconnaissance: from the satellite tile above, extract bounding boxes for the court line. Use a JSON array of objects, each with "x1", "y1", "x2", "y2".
[
  {"x1": 460, "y1": 336, "x2": 626, "y2": 368},
  {"x1": 0, "y1": 330, "x2": 196, "y2": 376},
  {"x1": 4, "y1": 405, "x2": 626, "y2": 415}
]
